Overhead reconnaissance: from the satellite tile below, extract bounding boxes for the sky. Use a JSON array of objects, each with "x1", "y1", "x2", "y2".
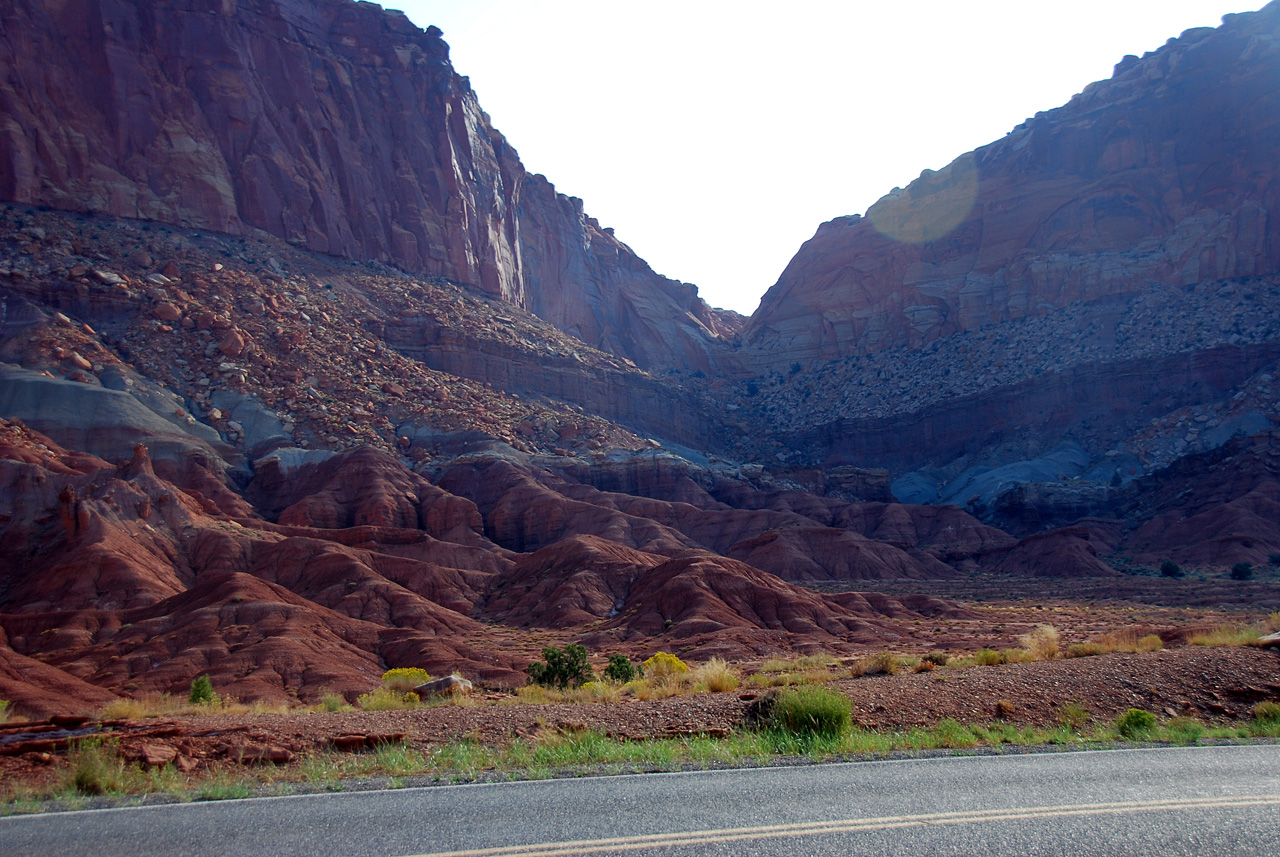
[{"x1": 390, "y1": 1, "x2": 1265, "y2": 315}]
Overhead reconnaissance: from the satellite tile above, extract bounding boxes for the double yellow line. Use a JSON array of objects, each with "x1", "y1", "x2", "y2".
[{"x1": 404, "y1": 794, "x2": 1280, "y2": 857}]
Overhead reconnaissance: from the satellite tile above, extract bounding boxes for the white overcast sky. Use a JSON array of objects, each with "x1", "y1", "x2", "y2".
[{"x1": 390, "y1": 1, "x2": 1265, "y2": 315}]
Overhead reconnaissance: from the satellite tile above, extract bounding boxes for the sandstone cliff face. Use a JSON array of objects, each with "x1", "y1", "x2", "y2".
[
  {"x1": 740, "y1": 4, "x2": 1280, "y2": 368},
  {"x1": 0, "y1": 0, "x2": 735, "y2": 371}
]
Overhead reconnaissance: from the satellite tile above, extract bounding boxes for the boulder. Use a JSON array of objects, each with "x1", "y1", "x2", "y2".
[{"x1": 414, "y1": 675, "x2": 473, "y2": 698}]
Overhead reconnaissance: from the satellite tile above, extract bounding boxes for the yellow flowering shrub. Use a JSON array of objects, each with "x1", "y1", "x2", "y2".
[
  {"x1": 382, "y1": 667, "x2": 431, "y2": 692},
  {"x1": 642, "y1": 651, "x2": 689, "y2": 680}
]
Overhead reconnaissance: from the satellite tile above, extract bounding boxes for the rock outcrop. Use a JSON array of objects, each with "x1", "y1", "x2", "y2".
[
  {"x1": 0, "y1": 0, "x2": 736, "y2": 372},
  {"x1": 741, "y1": 5, "x2": 1280, "y2": 368}
]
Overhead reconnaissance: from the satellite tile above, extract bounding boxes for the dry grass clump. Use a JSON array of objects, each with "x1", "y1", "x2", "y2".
[
  {"x1": 0, "y1": 699, "x2": 10, "y2": 724},
  {"x1": 1266, "y1": 611, "x2": 1280, "y2": 633},
  {"x1": 850, "y1": 651, "x2": 899, "y2": 677},
  {"x1": 356, "y1": 687, "x2": 419, "y2": 711},
  {"x1": 1188, "y1": 625, "x2": 1263, "y2": 647},
  {"x1": 1001, "y1": 648, "x2": 1035, "y2": 664},
  {"x1": 381, "y1": 668, "x2": 431, "y2": 693},
  {"x1": 1020, "y1": 625, "x2": 1061, "y2": 660},
  {"x1": 98, "y1": 692, "x2": 290, "y2": 720},
  {"x1": 749, "y1": 653, "x2": 838, "y2": 687},
  {"x1": 913, "y1": 659, "x2": 936, "y2": 673},
  {"x1": 1066, "y1": 629, "x2": 1163, "y2": 658},
  {"x1": 974, "y1": 648, "x2": 1004, "y2": 666},
  {"x1": 690, "y1": 658, "x2": 739, "y2": 693}
]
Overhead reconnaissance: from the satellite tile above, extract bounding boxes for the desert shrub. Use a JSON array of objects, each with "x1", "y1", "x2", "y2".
[
  {"x1": 641, "y1": 651, "x2": 689, "y2": 682},
  {"x1": 1115, "y1": 708, "x2": 1158, "y2": 739},
  {"x1": 995, "y1": 699, "x2": 1015, "y2": 717},
  {"x1": 1020, "y1": 624, "x2": 1061, "y2": 660},
  {"x1": 1002, "y1": 648, "x2": 1034, "y2": 664},
  {"x1": 528, "y1": 644, "x2": 593, "y2": 689},
  {"x1": 0, "y1": 699, "x2": 10, "y2": 723},
  {"x1": 65, "y1": 738, "x2": 133, "y2": 795},
  {"x1": 1188, "y1": 625, "x2": 1262, "y2": 647},
  {"x1": 1160, "y1": 560, "x2": 1184, "y2": 578},
  {"x1": 1136, "y1": 634, "x2": 1164, "y2": 652},
  {"x1": 857, "y1": 651, "x2": 899, "y2": 676},
  {"x1": 1231, "y1": 562, "x2": 1254, "y2": 581},
  {"x1": 602, "y1": 654, "x2": 636, "y2": 683},
  {"x1": 1058, "y1": 701, "x2": 1091, "y2": 729},
  {"x1": 760, "y1": 686, "x2": 851, "y2": 739},
  {"x1": 923, "y1": 651, "x2": 950, "y2": 667},
  {"x1": 1269, "y1": 554, "x2": 1280, "y2": 567},
  {"x1": 356, "y1": 687, "x2": 419, "y2": 711},
  {"x1": 913, "y1": 659, "x2": 936, "y2": 673},
  {"x1": 1165, "y1": 715, "x2": 1205, "y2": 744},
  {"x1": 975, "y1": 648, "x2": 1005, "y2": 666},
  {"x1": 1268, "y1": 611, "x2": 1280, "y2": 633},
  {"x1": 1253, "y1": 701, "x2": 1280, "y2": 724},
  {"x1": 381, "y1": 667, "x2": 431, "y2": 692},
  {"x1": 319, "y1": 692, "x2": 351, "y2": 712},
  {"x1": 100, "y1": 697, "x2": 153, "y2": 719},
  {"x1": 691, "y1": 658, "x2": 739, "y2": 692},
  {"x1": 1065, "y1": 642, "x2": 1107, "y2": 658},
  {"x1": 188, "y1": 674, "x2": 220, "y2": 707}
]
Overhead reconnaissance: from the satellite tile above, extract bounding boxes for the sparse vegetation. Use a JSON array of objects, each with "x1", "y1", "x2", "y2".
[
  {"x1": 188, "y1": 675, "x2": 220, "y2": 707},
  {"x1": 758, "y1": 686, "x2": 852, "y2": 740},
  {"x1": 1188, "y1": 625, "x2": 1263, "y2": 647},
  {"x1": 0, "y1": 699, "x2": 10, "y2": 724},
  {"x1": 527, "y1": 644, "x2": 593, "y2": 689},
  {"x1": 974, "y1": 648, "x2": 1004, "y2": 666},
  {"x1": 1066, "y1": 629, "x2": 1163, "y2": 657},
  {"x1": 1230, "y1": 561, "x2": 1254, "y2": 581},
  {"x1": 923, "y1": 651, "x2": 950, "y2": 667},
  {"x1": 356, "y1": 687, "x2": 419, "y2": 711},
  {"x1": 851, "y1": 651, "x2": 900, "y2": 677},
  {"x1": 602, "y1": 655, "x2": 636, "y2": 683},
  {"x1": 65, "y1": 738, "x2": 134, "y2": 796},
  {"x1": 691, "y1": 658, "x2": 739, "y2": 693},
  {"x1": 381, "y1": 668, "x2": 431, "y2": 693},
  {"x1": 319, "y1": 692, "x2": 351, "y2": 712},
  {"x1": 1057, "y1": 701, "x2": 1091, "y2": 729},
  {"x1": 1160, "y1": 559, "x2": 1184, "y2": 578},
  {"x1": 1114, "y1": 708, "x2": 1158, "y2": 739},
  {"x1": 1020, "y1": 624, "x2": 1061, "y2": 660},
  {"x1": 641, "y1": 651, "x2": 689, "y2": 681}
]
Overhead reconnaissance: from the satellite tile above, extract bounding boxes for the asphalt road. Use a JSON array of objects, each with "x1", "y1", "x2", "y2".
[{"x1": 4, "y1": 745, "x2": 1279, "y2": 856}]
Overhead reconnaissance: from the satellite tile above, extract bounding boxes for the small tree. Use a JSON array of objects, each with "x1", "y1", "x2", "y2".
[
  {"x1": 188, "y1": 674, "x2": 220, "y2": 706},
  {"x1": 1160, "y1": 560, "x2": 1184, "y2": 579},
  {"x1": 527, "y1": 644, "x2": 592, "y2": 689},
  {"x1": 1231, "y1": 562, "x2": 1254, "y2": 581},
  {"x1": 602, "y1": 654, "x2": 636, "y2": 683}
]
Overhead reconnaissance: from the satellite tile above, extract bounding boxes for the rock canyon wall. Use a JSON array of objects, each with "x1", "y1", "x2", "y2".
[{"x1": 0, "y1": 0, "x2": 736, "y2": 372}]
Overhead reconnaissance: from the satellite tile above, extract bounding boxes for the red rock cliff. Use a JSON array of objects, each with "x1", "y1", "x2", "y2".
[
  {"x1": 740, "y1": 4, "x2": 1280, "y2": 368},
  {"x1": 0, "y1": 0, "x2": 736, "y2": 370}
]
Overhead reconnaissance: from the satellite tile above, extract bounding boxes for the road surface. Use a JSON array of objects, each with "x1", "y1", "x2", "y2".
[{"x1": 3, "y1": 744, "x2": 1278, "y2": 856}]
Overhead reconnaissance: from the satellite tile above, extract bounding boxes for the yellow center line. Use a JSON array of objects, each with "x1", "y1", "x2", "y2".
[{"x1": 401, "y1": 794, "x2": 1280, "y2": 857}]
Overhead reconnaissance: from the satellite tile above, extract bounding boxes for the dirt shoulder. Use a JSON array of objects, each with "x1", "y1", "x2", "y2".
[{"x1": 3, "y1": 645, "x2": 1276, "y2": 796}]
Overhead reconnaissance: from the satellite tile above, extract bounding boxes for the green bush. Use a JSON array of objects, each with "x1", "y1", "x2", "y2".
[
  {"x1": 1230, "y1": 562, "x2": 1254, "y2": 581},
  {"x1": 188, "y1": 674, "x2": 220, "y2": 706},
  {"x1": 527, "y1": 644, "x2": 593, "y2": 689},
  {"x1": 761, "y1": 686, "x2": 852, "y2": 739},
  {"x1": 602, "y1": 654, "x2": 636, "y2": 683},
  {"x1": 923, "y1": 651, "x2": 950, "y2": 667},
  {"x1": 1160, "y1": 560, "x2": 1184, "y2": 578},
  {"x1": 381, "y1": 667, "x2": 431, "y2": 692},
  {"x1": 0, "y1": 698, "x2": 10, "y2": 723},
  {"x1": 1253, "y1": 701, "x2": 1280, "y2": 724},
  {"x1": 356, "y1": 687, "x2": 419, "y2": 711},
  {"x1": 1115, "y1": 708, "x2": 1157, "y2": 739},
  {"x1": 974, "y1": 648, "x2": 1004, "y2": 666}
]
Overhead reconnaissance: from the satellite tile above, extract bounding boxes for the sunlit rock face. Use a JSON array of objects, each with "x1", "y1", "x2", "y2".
[
  {"x1": 0, "y1": 0, "x2": 737, "y2": 371},
  {"x1": 739, "y1": 4, "x2": 1280, "y2": 370}
]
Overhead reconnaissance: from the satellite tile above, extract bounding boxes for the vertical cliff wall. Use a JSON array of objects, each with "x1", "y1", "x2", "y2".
[
  {"x1": 740, "y1": 3, "x2": 1280, "y2": 370},
  {"x1": 0, "y1": 0, "x2": 735, "y2": 370}
]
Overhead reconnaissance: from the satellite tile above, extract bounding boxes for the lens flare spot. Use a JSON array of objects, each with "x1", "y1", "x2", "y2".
[{"x1": 867, "y1": 152, "x2": 979, "y2": 244}]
